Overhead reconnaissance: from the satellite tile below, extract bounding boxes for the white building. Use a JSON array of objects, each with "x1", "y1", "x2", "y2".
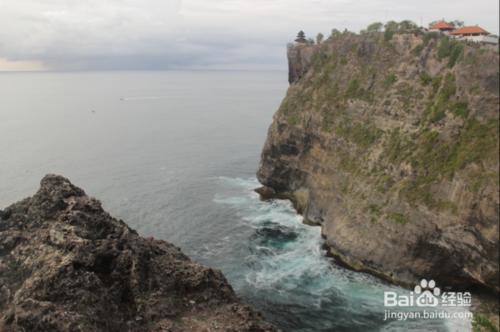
[{"x1": 450, "y1": 26, "x2": 498, "y2": 45}]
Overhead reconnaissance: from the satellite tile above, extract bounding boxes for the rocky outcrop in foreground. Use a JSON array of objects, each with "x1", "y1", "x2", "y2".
[
  {"x1": 258, "y1": 30, "x2": 499, "y2": 293},
  {"x1": 0, "y1": 175, "x2": 276, "y2": 331}
]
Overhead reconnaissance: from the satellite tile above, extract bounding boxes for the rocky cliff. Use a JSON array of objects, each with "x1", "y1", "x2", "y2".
[
  {"x1": 257, "y1": 31, "x2": 499, "y2": 293},
  {"x1": 0, "y1": 175, "x2": 276, "y2": 331}
]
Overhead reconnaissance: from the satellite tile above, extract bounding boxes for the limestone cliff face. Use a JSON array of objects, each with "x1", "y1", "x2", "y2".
[
  {"x1": 257, "y1": 31, "x2": 499, "y2": 292},
  {"x1": 0, "y1": 175, "x2": 276, "y2": 332}
]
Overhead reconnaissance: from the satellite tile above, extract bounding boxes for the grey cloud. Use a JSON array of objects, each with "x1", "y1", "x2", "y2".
[{"x1": 0, "y1": 0, "x2": 497, "y2": 70}]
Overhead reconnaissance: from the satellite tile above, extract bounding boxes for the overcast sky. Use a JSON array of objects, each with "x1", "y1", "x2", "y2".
[{"x1": 0, "y1": 0, "x2": 498, "y2": 71}]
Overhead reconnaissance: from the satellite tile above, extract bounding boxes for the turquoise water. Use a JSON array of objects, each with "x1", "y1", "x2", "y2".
[
  {"x1": 212, "y1": 177, "x2": 471, "y2": 331},
  {"x1": 0, "y1": 71, "x2": 471, "y2": 331}
]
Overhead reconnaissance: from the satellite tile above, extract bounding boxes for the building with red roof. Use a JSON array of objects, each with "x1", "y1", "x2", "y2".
[
  {"x1": 450, "y1": 25, "x2": 498, "y2": 45},
  {"x1": 427, "y1": 20, "x2": 498, "y2": 46},
  {"x1": 429, "y1": 21, "x2": 455, "y2": 33},
  {"x1": 450, "y1": 26, "x2": 490, "y2": 36}
]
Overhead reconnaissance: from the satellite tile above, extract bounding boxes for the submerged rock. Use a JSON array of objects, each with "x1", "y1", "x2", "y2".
[{"x1": 0, "y1": 175, "x2": 277, "y2": 331}]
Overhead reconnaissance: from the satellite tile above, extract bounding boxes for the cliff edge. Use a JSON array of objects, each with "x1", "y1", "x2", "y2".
[
  {"x1": 258, "y1": 31, "x2": 499, "y2": 293},
  {"x1": 0, "y1": 175, "x2": 276, "y2": 331}
]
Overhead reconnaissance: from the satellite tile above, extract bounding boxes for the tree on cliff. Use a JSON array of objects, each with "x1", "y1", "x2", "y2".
[
  {"x1": 295, "y1": 30, "x2": 307, "y2": 43},
  {"x1": 316, "y1": 33, "x2": 324, "y2": 44},
  {"x1": 366, "y1": 22, "x2": 383, "y2": 33},
  {"x1": 384, "y1": 20, "x2": 399, "y2": 33},
  {"x1": 384, "y1": 21, "x2": 399, "y2": 41},
  {"x1": 331, "y1": 28, "x2": 341, "y2": 38},
  {"x1": 398, "y1": 20, "x2": 418, "y2": 31}
]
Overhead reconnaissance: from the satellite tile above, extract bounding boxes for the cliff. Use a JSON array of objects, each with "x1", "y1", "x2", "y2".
[
  {"x1": 257, "y1": 31, "x2": 499, "y2": 292},
  {"x1": 0, "y1": 175, "x2": 276, "y2": 331}
]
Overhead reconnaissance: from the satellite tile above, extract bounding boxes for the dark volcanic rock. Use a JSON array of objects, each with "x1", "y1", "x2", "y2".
[{"x1": 0, "y1": 175, "x2": 277, "y2": 332}]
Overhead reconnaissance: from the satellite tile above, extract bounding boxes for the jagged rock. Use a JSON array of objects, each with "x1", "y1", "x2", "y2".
[
  {"x1": 258, "y1": 32, "x2": 499, "y2": 293},
  {"x1": 0, "y1": 175, "x2": 277, "y2": 332}
]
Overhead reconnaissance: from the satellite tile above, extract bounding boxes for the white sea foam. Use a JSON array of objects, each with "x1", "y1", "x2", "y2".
[{"x1": 214, "y1": 176, "x2": 472, "y2": 331}]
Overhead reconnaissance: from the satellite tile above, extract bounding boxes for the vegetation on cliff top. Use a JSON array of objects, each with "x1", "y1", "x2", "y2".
[{"x1": 279, "y1": 22, "x2": 499, "y2": 213}]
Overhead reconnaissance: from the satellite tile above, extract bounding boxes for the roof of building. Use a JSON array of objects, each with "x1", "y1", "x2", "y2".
[
  {"x1": 430, "y1": 21, "x2": 455, "y2": 30},
  {"x1": 451, "y1": 26, "x2": 490, "y2": 35}
]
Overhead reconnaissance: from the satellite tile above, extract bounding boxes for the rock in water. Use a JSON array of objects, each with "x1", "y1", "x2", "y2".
[
  {"x1": 0, "y1": 175, "x2": 277, "y2": 332},
  {"x1": 258, "y1": 32, "x2": 499, "y2": 293}
]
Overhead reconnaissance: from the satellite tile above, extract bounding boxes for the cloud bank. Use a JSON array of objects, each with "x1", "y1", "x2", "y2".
[{"x1": 0, "y1": 0, "x2": 498, "y2": 70}]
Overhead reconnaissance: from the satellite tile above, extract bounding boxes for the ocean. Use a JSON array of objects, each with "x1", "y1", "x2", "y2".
[{"x1": 0, "y1": 71, "x2": 471, "y2": 331}]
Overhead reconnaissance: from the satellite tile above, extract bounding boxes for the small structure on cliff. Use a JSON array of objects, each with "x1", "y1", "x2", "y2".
[
  {"x1": 295, "y1": 30, "x2": 307, "y2": 43},
  {"x1": 429, "y1": 20, "x2": 455, "y2": 34},
  {"x1": 450, "y1": 25, "x2": 498, "y2": 45},
  {"x1": 428, "y1": 20, "x2": 498, "y2": 45}
]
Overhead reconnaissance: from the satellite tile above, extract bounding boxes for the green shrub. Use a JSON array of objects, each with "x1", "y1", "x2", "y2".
[
  {"x1": 423, "y1": 32, "x2": 439, "y2": 45},
  {"x1": 288, "y1": 114, "x2": 299, "y2": 125},
  {"x1": 311, "y1": 52, "x2": 329, "y2": 70},
  {"x1": 386, "y1": 129, "x2": 405, "y2": 162},
  {"x1": 431, "y1": 76, "x2": 442, "y2": 94},
  {"x1": 388, "y1": 213, "x2": 408, "y2": 224},
  {"x1": 366, "y1": 22, "x2": 384, "y2": 33},
  {"x1": 335, "y1": 122, "x2": 383, "y2": 148},
  {"x1": 420, "y1": 72, "x2": 432, "y2": 85},
  {"x1": 316, "y1": 33, "x2": 324, "y2": 44},
  {"x1": 345, "y1": 79, "x2": 360, "y2": 98},
  {"x1": 448, "y1": 42, "x2": 464, "y2": 67},
  {"x1": 440, "y1": 73, "x2": 457, "y2": 100},
  {"x1": 437, "y1": 37, "x2": 452, "y2": 59},
  {"x1": 411, "y1": 44, "x2": 424, "y2": 56},
  {"x1": 331, "y1": 29, "x2": 342, "y2": 38},
  {"x1": 343, "y1": 75, "x2": 372, "y2": 102},
  {"x1": 384, "y1": 73, "x2": 398, "y2": 86},
  {"x1": 368, "y1": 204, "x2": 382, "y2": 216},
  {"x1": 384, "y1": 30, "x2": 395, "y2": 41},
  {"x1": 451, "y1": 102, "x2": 469, "y2": 118},
  {"x1": 425, "y1": 73, "x2": 456, "y2": 123},
  {"x1": 435, "y1": 200, "x2": 458, "y2": 214},
  {"x1": 384, "y1": 21, "x2": 399, "y2": 32},
  {"x1": 437, "y1": 37, "x2": 464, "y2": 67},
  {"x1": 278, "y1": 97, "x2": 290, "y2": 114},
  {"x1": 431, "y1": 110, "x2": 446, "y2": 123},
  {"x1": 453, "y1": 119, "x2": 499, "y2": 169},
  {"x1": 402, "y1": 118, "x2": 499, "y2": 207},
  {"x1": 398, "y1": 20, "x2": 418, "y2": 31},
  {"x1": 321, "y1": 108, "x2": 335, "y2": 132},
  {"x1": 383, "y1": 20, "x2": 418, "y2": 41}
]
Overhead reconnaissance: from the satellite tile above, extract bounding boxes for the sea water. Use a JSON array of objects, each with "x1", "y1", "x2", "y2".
[{"x1": 0, "y1": 71, "x2": 471, "y2": 331}]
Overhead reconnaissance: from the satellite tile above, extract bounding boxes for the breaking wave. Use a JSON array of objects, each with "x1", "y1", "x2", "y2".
[{"x1": 213, "y1": 177, "x2": 472, "y2": 332}]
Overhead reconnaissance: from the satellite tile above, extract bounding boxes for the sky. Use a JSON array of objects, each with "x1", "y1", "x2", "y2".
[{"x1": 0, "y1": 0, "x2": 498, "y2": 71}]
